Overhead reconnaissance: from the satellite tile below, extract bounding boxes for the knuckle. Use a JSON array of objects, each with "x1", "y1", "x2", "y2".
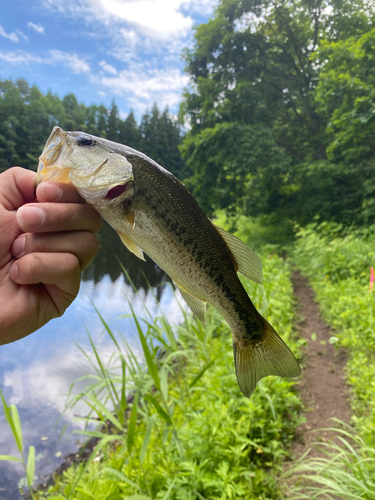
[
  {"x1": 32, "y1": 232, "x2": 46, "y2": 251},
  {"x1": 65, "y1": 253, "x2": 81, "y2": 275},
  {"x1": 19, "y1": 253, "x2": 43, "y2": 280},
  {"x1": 60, "y1": 204, "x2": 73, "y2": 225},
  {"x1": 86, "y1": 231, "x2": 100, "y2": 253},
  {"x1": 77, "y1": 232, "x2": 100, "y2": 269},
  {"x1": 92, "y1": 211, "x2": 103, "y2": 233}
]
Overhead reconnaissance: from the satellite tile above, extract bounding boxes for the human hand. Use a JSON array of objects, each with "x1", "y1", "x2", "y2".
[{"x1": 0, "y1": 167, "x2": 102, "y2": 345}]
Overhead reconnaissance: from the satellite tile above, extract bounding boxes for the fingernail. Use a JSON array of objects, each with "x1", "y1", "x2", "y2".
[
  {"x1": 12, "y1": 236, "x2": 25, "y2": 257},
  {"x1": 18, "y1": 206, "x2": 46, "y2": 227},
  {"x1": 40, "y1": 183, "x2": 63, "y2": 201},
  {"x1": 9, "y1": 263, "x2": 18, "y2": 281}
]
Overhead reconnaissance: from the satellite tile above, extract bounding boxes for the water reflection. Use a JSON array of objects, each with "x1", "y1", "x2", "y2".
[
  {"x1": 83, "y1": 221, "x2": 171, "y2": 297},
  {"x1": 0, "y1": 222, "x2": 183, "y2": 500}
]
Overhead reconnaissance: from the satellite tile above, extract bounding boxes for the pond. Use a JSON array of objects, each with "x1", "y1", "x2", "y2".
[{"x1": 0, "y1": 222, "x2": 185, "y2": 500}]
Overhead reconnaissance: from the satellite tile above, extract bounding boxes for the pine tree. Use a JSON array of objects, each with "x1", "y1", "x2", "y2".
[
  {"x1": 107, "y1": 100, "x2": 120, "y2": 142},
  {"x1": 118, "y1": 111, "x2": 142, "y2": 150}
]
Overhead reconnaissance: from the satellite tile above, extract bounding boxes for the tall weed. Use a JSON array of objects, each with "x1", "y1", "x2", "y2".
[
  {"x1": 33, "y1": 253, "x2": 303, "y2": 500},
  {"x1": 284, "y1": 421, "x2": 375, "y2": 500},
  {"x1": 0, "y1": 390, "x2": 37, "y2": 499}
]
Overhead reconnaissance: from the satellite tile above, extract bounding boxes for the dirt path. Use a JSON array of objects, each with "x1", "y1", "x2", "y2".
[{"x1": 291, "y1": 271, "x2": 351, "y2": 457}]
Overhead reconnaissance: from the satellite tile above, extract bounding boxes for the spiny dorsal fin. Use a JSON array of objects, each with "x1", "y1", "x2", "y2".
[
  {"x1": 233, "y1": 318, "x2": 301, "y2": 397},
  {"x1": 174, "y1": 281, "x2": 206, "y2": 324},
  {"x1": 117, "y1": 231, "x2": 145, "y2": 261},
  {"x1": 215, "y1": 225, "x2": 262, "y2": 284}
]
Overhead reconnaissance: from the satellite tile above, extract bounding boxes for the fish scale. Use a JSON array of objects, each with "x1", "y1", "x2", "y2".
[{"x1": 36, "y1": 126, "x2": 301, "y2": 397}]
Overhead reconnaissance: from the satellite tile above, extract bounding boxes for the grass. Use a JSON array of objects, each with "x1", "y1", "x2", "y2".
[
  {"x1": 292, "y1": 222, "x2": 375, "y2": 443},
  {"x1": 0, "y1": 251, "x2": 303, "y2": 500},
  {"x1": 283, "y1": 421, "x2": 375, "y2": 499},
  {"x1": 289, "y1": 222, "x2": 375, "y2": 499},
  {"x1": 0, "y1": 389, "x2": 37, "y2": 499}
]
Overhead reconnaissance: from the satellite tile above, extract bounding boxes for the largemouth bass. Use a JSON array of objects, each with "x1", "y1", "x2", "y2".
[{"x1": 36, "y1": 126, "x2": 301, "y2": 397}]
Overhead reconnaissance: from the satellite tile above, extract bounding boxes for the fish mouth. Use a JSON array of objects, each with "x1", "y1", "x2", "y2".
[
  {"x1": 37, "y1": 126, "x2": 134, "y2": 205},
  {"x1": 36, "y1": 126, "x2": 69, "y2": 185}
]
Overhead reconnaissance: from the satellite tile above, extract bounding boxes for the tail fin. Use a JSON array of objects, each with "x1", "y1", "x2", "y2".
[{"x1": 233, "y1": 319, "x2": 301, "y2": 397}]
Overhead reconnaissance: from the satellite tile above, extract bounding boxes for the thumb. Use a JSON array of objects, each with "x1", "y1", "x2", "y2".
[{"x1": 0, "y1": 167, "x2": 37, "y2": 211}]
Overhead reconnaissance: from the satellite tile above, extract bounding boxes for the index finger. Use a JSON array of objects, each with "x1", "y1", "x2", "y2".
[{"x1": 36, "y1": 181, "x2": 86, "y2": 204}]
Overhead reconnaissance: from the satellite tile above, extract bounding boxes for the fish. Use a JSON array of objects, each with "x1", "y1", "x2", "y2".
[{"x1": 36, "y1": 126, "x2": 301, "y2": 397}]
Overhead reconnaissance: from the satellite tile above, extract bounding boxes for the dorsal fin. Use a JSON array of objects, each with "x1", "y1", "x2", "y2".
[
  {"x1": 116, "y1": 231, "x2": 145, "y2": 261},
  {"x1": 174, "y1": 281, "x2": 206, "y2": 324},
  {"x1": 214, "y1": 225, "x2": 262, "y2": 284}
]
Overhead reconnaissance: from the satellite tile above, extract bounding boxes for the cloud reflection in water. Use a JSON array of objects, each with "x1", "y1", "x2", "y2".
[{"x1": 0, "y1": 273, "x2": 184, "y2": 500}]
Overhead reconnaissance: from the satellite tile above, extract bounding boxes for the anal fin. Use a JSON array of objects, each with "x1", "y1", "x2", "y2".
[
  {"x1": 117, "y1": 231, "x2": 145, "y2": 261},
  {"x1": 174, "y1": 282, "x2": 206, "y2": 324}
]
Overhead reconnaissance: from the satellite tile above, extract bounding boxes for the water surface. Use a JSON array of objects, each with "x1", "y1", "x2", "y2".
[{"x1": 0, "y1": 222, "x2": 184, "y2": 499}]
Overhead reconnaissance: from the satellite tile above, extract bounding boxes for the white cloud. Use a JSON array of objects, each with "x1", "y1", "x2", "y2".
[
  {"x1": 40, "y1": 0, "x2": 216, "y2": 38},
  {"x1": 0, "y1": 25, "x2": 27, "y2": 43},
  {"x1": 181, "y1": 0, "x2": 218, "y2": 16},
  {"x1": 28, "y1": 21, "x2": 45, "y2": 34},
  {"x1": 95, "y1": 66, "x2": 189, "y2": 113},
  {"x1": 99, "y1": 60, "x2": 118, "y2": 75},
  {"x1": 2, "y1": 277, "x2": 183, "y2": 419},
  {"x1": 16, "y1": 30, "x2": 29, "y2": 41},
  {"x1": 0, "y1": 51, "x2": 42, "y2": 64},
  {"x1": 0, "y1": 49, "x2": 91, "y2": 74},
  {"x1": 48, "y1": 49, "x2": 91, "y2": 73},
  {"x1": 100, "y1": 0, "x2": 192, "y2": 35}
]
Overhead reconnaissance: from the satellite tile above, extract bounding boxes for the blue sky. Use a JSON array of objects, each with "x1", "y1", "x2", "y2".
[{"x1": 0, "y1": 0, "x2": 218, "y2": 119}]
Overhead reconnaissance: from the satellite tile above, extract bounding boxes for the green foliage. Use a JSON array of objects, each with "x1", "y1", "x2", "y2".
[
  {"x1": 284, "y1": 422, "x2": 375, "y2": 499},
  {"x1": 293, "y1": 223, "x2": 375, "y2": 444},
  {"x1": 180, "y1": 0, "x2": 375, "y2": 226},
  {"x1": 313, "y1": 28, "x2": 375, "y2": 222},
  {"x1": 214, "y1": 211, "x2": 295, "y2": 252},
  {"x1": 17, "y1": 254, "x2": 302, "y2": 500},
  {"x1": 0, "y1": 389, "x2": 37, "y2": 499},
  {"x1": 181, "y1": 123, "x2": 291, "y2": 218},
  {"x1": 140, "y1": 104, "x2": 188, "y2": 179},
  {"x1": 0, "y1": 78, "x2": 186, "y2": 178},
  {"x1": 315, "y1": 29, "x2": 375, "y2": 164}
]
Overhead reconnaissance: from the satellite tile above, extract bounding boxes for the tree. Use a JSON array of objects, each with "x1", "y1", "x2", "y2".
[
  {"x1": 180, "y1": 0, "x2": 375, "y2": 225},
  {"x1": 107, "y1": 101, "x2": 120, "y2": 142},
  {"x1": 0, "y1": 78, "x2": 187, "y2": 183},
  {"x1": 140, "y1": 104, "x2": 187, "y2": 178},
  {"x1": 119, "y1": 110, "x2": 142, "y2": 150},
  {"x1": 313, "y1": 28, "x2": 375, "y2": 222}
]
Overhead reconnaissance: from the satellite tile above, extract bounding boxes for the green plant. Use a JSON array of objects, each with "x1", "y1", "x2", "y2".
[
  {"x1": 0, "y1": 389, "x2": 37, "y2": 499},
  {"x1": 293, "y1": 223, "x2": 375, "y2": 444},
  {"x1": 38, "y1": 253, "x2": 302, "y2": 499},
  {"x1": 283, "y1": 421, "x2": 375, "y2": 500}
]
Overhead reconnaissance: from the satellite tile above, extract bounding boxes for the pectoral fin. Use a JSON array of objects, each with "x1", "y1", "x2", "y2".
[
  {"x1": 215, "y1": 225, "x2": 262, "y2": 284},
  {"x1": 123, "y1": 206, "x2": 135, "y2": 228},
  {"x1": 174, "y1": 282, "x2": 206, "y2": 324},
  {"x1": 117, "y1": 231, "x2": 145, "y2": 261}
]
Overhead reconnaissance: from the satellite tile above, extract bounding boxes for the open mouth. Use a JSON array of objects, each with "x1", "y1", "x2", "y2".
[
  {"x1": 36, "y1": 163, "x2": 72, "y2": 185},
  {"x1": 36, "y1": 127, "x2": 68, "y2": 185},
  {"x1": 36, "y1": 126, "x2": 134, "y2": 205}
]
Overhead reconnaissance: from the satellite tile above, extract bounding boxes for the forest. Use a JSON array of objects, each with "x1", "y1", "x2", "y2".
[
  {"x1": 1, "y1": 0, "x2": 375, "y2": 499},
  {"x1": 0, "y1": 84, "x2": 187, "y2": 180},
  {"x1": 1, "y1": 0, "x2": 375, "y2": 229}
]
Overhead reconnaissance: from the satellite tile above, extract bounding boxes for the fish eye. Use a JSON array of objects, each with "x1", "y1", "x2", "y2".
[{"x1": 76, "y1": 134, "x2": 94, "y2": 147}]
